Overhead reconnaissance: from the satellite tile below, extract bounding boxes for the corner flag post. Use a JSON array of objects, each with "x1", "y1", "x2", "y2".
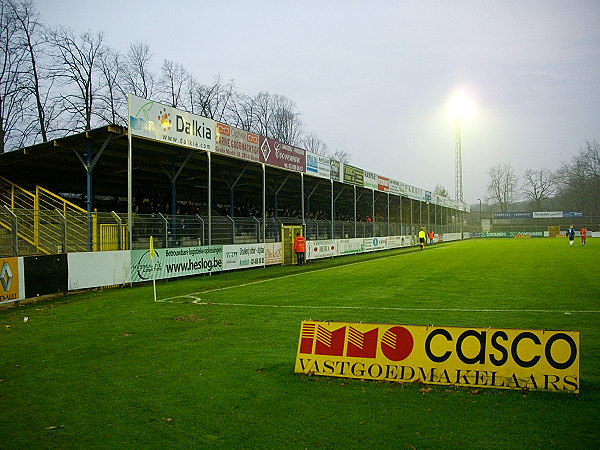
[{"x1": 150, "y1": 236, "x2": 157, "y2": 302}]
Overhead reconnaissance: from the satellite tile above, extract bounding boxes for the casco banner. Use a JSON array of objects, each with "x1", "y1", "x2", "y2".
[{"x1": 295, "y1": 321, "x2": 580, "y2": 393}]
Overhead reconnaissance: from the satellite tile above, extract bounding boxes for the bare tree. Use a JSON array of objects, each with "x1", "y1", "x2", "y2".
[
  {"x1": 555, "y1": 140, "x2": 600, "y2": 216},
  {"x1": 301, "y1": 132, "x2": 328, "y2": 155},
  {"x1": 188, "y1": 74, "x2": 234, "y2": 121},
  {"x1": 267, "y1": 94, "x2": 302, "y2": 145},
  {"x1": 96, "y1": 46, "x2": 126, "y2": 125},
  {"x1": 184, "y1": 75, "x2": 198, "y2": 114},
  {"x1": 253, "y1": 90, "x2": 272, "y2": 137},
  {"x1": 331, "y1": 149, "x2": 351, "y2": 164},
  {"x1": 46, "y1": 27, "x2": 106, "y2": 132},
  {"x1": 119, "y1": 41, "x2": 155, "y2": 100},
  {"x1": 487, "y1": 163, "x2": 518, "y2": 212},
  {"x1": 225, "y1": 90, "x2": 258, "y2": 131},
  {"x1": 433, "y1": 184, "x2": 449, "y2": 198},
  {"x1": 521, "y1": 168, "x2": 555, "y2": 210},
  {"x1": 7, "y1": 0, "x2": 51, "y2": 145},
  {"x1": 159, "y1": 59, "x2": 187, "y2": 108},
  {"x1": 0, "y1": 0, "x2": 27, "y2": 152}
]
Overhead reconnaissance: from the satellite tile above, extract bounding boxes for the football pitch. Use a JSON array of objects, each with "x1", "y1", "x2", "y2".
[{"x1": 1, "y1": 238, "x2": 598, "y2": 448}]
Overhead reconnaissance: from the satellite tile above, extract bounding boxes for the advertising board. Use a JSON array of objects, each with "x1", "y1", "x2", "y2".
[
  {"x1": 377, "y1": 176, "x2": 390, "y2": 192},
  {"x1": 259, "y1": 137, "x2": 305, "y2": 172},
  {"x1": 305, "y1": 151, "x2": 331, "y2": 179},
  {"x1": 0, "y1": 257, "x2": 24, "y2": 303},
  {"x1": 215, "y1": 122, "x2": 259, "y2": 162},
  {"x1": 342, "y1": 164, "x2": 364, "y2": 186},
  {"x1": 296, "y1": 321, "x2": 580, "y2": 393},
  {"x1": 131, "y1": 245, "x2": 223, "y2": 282},
  {"x1": 363, "y1": 171, "x2": 378, "y2": 190},
  {"x1": 330, "y1": 160, "x2": 341, "y2": 181},
  {"x1": 222, "y1": 243, "x2": 265, "y2": 270},
  {"x1": 129, "y1": 95, "x2": 215, "y2": 152},
  {"x1": 306, "y1": 240, "x2": 337, "y2": 259}
]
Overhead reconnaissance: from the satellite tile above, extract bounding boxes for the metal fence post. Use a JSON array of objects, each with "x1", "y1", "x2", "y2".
[
  {"x1": 195, "y1": 214, "x2": 205, "y2": 246},
  {"x1": 159, "y1": 213, "x2": 168, "y2": 248},
  {"x1": 227, "y1": 215, "x2": 234, "y2": 244},
  {"x1": 55, "y1": 209, "x2": 67, "y2": 253},
  {"x1": 252, "y1": 216, "x2": 260, "y2": 243},
  {"x1": 111, "y1": 211, "x2": 123, "y2": 250}
]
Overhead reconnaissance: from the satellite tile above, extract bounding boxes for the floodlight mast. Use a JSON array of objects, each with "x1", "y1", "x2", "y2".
[{"x1": 455, "y1": 118, "x2": 463, "y2": 204}]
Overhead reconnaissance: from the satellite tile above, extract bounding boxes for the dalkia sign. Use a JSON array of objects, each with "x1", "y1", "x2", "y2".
[
  {"x1": 128, "y1": 94, "x2": 215, "y2": 152},
  {"x1": 295, "y1": 321, "x2": 580, "y2": 393}
]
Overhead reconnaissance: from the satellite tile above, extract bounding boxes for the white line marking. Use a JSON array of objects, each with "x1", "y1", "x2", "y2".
[
  {"x1": 156, "y1": 246, "x2": 598, "y2": 314},
  {"x1": 159, "y1": 249, "x2": 418, "y2": 302},
  {"x1": 159, "y1": 298, "x2": 599, "y2": 314}
]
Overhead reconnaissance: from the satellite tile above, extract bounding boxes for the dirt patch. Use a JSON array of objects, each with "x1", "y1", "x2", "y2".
[{"x1": 173, "y1": 314, "x2": 206, "y2": 322}]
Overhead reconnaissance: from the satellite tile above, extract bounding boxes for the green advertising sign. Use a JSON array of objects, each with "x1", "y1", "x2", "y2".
[{"x1": 131, "y1": 245, "x2": 223, "y2": 282}]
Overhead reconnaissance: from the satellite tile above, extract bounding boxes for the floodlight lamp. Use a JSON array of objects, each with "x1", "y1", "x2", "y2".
[{"x1": 449, "y1": 92, "x2": 472, "y2": 120}]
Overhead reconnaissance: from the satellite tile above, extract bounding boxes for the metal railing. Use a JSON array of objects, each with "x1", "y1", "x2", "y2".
[
  {"x1": 36, "y1": 186, "x2": 89, "y2": 252},
  {"x1": 0, "y1": 178, "x2": 36, "y2": 249},
  {"x1": 0, "y1": 206, "x2": 18, "y2": 257},
  {"x1": 0, "y1": 208, "x2": 462, "y2": 257},
  {"x1": 0, "y1": 178, "x2": 92, "y2": 254}
]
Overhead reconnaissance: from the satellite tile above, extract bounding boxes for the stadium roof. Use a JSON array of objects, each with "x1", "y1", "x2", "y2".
[{"x1": 0, "y1": 125, "x2": 352, "y2": 214}]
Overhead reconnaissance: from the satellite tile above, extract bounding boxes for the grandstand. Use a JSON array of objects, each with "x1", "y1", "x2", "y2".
[{"x1": 0, "y1": 108, "x2": 464, "y2": 258}]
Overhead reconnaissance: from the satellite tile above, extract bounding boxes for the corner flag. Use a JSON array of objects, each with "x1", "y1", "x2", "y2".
[{"x1": 150, "y1": 236, "x2": 157, "y2": 302}]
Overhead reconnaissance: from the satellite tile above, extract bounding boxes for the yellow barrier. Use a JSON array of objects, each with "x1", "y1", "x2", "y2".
[
  {"x1": 0, "y1": 177, "x2": 99, "y2": 254},
  {"x1": 99, "y1": 223, "x2": 128, "y2": 251},
  {"x1": 0, "y1": 177, "x2": 36, "y2": 247}
]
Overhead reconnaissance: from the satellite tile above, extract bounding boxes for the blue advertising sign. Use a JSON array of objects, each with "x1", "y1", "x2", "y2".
[{"x1": 493, "y1": 212, "x2": 533, "y2": 219}]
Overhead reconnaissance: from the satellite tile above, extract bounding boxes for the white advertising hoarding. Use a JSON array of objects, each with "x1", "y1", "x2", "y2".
[
  {"x1": 363, "y1": 171, "x2": 378, "y2": 190},
  {"x1": 223, "y1": 244, "x2": 265, "y2": 270},
  {"x1": 337, "y1": 238, "x2": 364, "y2": 255},
  {"x1": 533, "y1": 211, "x2": 564, "y2": 219},
  {"x1": 363, "y1": 237, "x2": 388, "y2": 252},
  {"x1": 306, "y1": 240, "x2": 337, "y2": 260},
  {"x1": 305, "y1": 151, "x2": 331, "y2": 179},
  {"x1": 265, "y1": 242, "x2": 283, "y2": 265},
  {"x1": 68, "y1": 251, "x2": 131, "y2": 290},
  {"x1": 129, "y1": 94, "x2": 215, "y2": 152},
  {"x1": 130, "y1": 245, "x2": 223, "y2": 282},
  {"x1": 386, "y1": 235, "x2": 414, "y2": 248}
]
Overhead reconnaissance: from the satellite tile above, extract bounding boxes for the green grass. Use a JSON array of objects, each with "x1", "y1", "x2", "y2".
[{"x1": 1, "y1": 239, "x2": 599, "y2": 448}]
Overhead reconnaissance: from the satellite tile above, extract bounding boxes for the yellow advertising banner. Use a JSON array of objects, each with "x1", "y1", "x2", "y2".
[
  {"x1": 0, "y1": 257, "x2": 21, "y2": 303},
  {"x1": 295, "y1": 321, "x2": 580, "y2": 393}
]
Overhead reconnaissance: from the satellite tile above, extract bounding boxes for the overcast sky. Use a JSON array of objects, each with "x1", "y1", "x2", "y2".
[{"x1": 38, "y1": 0, "x2": 600, "y2": 204}]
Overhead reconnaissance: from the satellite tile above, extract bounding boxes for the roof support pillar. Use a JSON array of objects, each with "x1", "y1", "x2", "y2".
[
  {"x1": 86, "y1": 138, "x2": 93, "y2": 251},
  {"x1": 208, "y1": 152, "x2": 212, "y2": 245}
]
